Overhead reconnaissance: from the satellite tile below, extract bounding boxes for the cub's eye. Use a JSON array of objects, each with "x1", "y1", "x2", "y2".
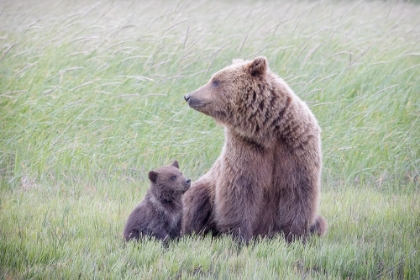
[
  {"x1": 170, "y1": 175, "x2": 176, "y2": 181},
  {"x1": 212, "y1": 79, "x2": 220, "y2": 87}
]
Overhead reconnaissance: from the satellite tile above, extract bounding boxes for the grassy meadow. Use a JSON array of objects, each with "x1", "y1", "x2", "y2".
[{"x1": 1, "y1": 0, "x2": 419, "y2": 279}]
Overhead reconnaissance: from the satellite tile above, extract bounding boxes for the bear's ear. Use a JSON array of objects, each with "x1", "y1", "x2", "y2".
[
  {"x1": 148, "y1": 171, "x2": 158, "y2": 183},
  {"x1": 248, "y1": 56, "x2": 267, "y2": 77},
  {"x1": 171, "y1": 160, "x2": 179, "y2": 169}
]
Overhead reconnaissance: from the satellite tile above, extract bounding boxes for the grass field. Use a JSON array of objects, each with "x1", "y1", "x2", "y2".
[{"x1": 1, "y1": 0, "x2": 419, "y2": 279}]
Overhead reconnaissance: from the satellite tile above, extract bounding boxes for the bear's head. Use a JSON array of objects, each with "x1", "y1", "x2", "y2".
[
  {"x1": 184, "y1": 56, "x2": 283, "y2": 142},
  {"x1": 148, "y1": 161, "x2": 191, "y2": 202}
]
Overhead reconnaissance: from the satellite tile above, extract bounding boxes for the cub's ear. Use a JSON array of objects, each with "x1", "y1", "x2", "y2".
[
  {"x1": 148, "y1": 171, "x2": 158, "y2": 183},
  {"x1": 171, "y1": 160, "x2": 179, "y2": 169},
  {"x1": 232, "y1": 58, "x2": 245, "y2": 65},
  {"x1": 248, "y1": 56, "x2": 267, "y2": 76}
]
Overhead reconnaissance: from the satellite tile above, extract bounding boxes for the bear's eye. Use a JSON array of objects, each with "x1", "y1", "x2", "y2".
[
  {"x1": 212, "y1": 79, "x2": 220, "y2": 87},
  {"x1": 170, "y1": 175, "x2": 176, "y2": 181}
]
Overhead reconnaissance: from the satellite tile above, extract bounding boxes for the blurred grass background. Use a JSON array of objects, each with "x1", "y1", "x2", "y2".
[{"x1": 0, "y1": 0, "x2": 419, "y2": 279}]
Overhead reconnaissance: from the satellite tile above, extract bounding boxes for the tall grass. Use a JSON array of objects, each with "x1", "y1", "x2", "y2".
[{"x1": 1, "y1": 0, "x2": 419, "y2": 279}]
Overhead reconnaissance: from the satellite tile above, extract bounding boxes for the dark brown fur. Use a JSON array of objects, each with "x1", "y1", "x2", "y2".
[
  {"x1": 123, "y1": 161, "x2": 191, "y2": 242},
  {"x1": 183, "y1": 57, "x2": 327, "y2": 242}
]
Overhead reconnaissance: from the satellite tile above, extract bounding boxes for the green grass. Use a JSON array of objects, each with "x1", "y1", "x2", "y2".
[{"x1": 1, "y1": 0, "x2": 419, "y2": 279}]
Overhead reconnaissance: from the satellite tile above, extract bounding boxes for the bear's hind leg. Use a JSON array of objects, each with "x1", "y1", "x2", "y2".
[
  {"x1": 309, "y1": 215, "x2": 327, "y2": 236},
  {"x1": 283, "y1": 215, "x2": 327, "y2": 242},
  {"x1": 124, "y1": 228, "x2": 140, "y2": 241},
  {"x1": 283, "y1": 218, "x2": 310, "y2": 243}
]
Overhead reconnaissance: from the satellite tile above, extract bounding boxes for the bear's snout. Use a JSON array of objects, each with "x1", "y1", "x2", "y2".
[
  {"x1": 182, "y1": 178, "x2": 191, "y2": 193},
  {"x1": 184, "y1": 94, "x2": 206, "y2": 110}
]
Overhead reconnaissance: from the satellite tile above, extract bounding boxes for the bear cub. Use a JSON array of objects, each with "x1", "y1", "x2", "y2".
[{"x1": 123, "y1": 161, "x2": 191, "y2": 242}]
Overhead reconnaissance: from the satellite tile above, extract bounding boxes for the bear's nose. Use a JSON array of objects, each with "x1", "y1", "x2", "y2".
[
  {"x1": 184, "y1": 94, "x2": 190, "y2": 102},
  {"x1": 186, "y1": 179, "x2": 191, "y2": 185}
]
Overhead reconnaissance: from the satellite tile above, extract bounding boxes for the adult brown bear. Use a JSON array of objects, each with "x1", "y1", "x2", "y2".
[{"x1": 183, "y1": 57, "x2": 326, "y2": 242}]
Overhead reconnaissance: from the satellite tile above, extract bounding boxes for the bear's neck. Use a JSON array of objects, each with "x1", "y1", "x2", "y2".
[
  {"x1": 225, "y1": 128, "x2": 267, "y2": 151},
  {"x1": 147, "y1": 189, "x2": 182, "y2": 213}
]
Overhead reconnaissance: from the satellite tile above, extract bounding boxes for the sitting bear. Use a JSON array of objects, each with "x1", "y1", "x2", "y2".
[
  {"x1": 183, "y1": 56, "x2": 327, "y2": 242},
  {"x1": 123, "y1": 161, "x2": 191, "y2": 241}
]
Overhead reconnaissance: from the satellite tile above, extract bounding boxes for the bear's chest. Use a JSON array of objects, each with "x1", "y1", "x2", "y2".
[
  {"x1": 216, "y1": 134, "x2": 274, "y2": 194},
  {"x1": 213, "y1": 134, "x2": 277, "y2": 233}
]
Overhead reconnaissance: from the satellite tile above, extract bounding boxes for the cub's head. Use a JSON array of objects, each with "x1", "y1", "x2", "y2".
[
  {"x1": 184, "y1": 56, "x2": 269, "y2": 127},
  {"x1": 148, "y1": 161, "x2": 191, "y2": 202}
]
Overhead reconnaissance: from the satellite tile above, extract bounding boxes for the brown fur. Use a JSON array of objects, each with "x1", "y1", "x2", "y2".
[
  {"x1": 123, "y1": 161, "x2": 191, "y2": 242},
  {"x1": 183, "y1": 57, "x2": 327, "y2": 242}
]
